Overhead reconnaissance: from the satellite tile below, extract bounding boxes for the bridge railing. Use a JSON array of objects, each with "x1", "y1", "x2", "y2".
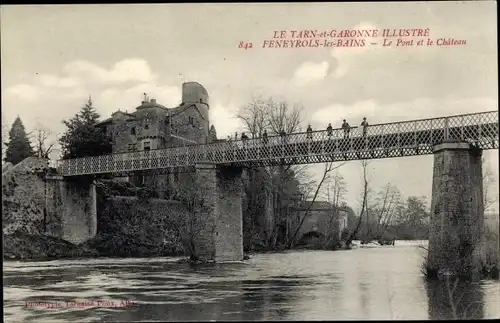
[{"x1": 57, "y1": 111, "x2": 498, "y2": 175}]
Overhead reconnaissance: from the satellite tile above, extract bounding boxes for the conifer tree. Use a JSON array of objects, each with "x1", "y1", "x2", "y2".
[
  {"x1": 59, "y1": 96, "x2": 112, "y2": 159},
  {"x1": 4, "y1": 116, "x2": 35, "y2": 165}
]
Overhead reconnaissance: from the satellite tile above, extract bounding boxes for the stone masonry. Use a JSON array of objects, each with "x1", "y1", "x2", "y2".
[
  {"x1": 193, "y1": 163, "x2": 244, "y2": 262},
  {"x1": 46, "y1": 176, "x2": 97, "y2": 244},
  {"x1": 428, "y1": 141, "x2": 484, "y2": 279},
  {"x1": 2, "y1": 157, "x2": 97, "y2": 245}
]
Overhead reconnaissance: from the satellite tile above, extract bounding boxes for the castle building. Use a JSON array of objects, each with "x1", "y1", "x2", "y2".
[{"x1": 95, "y1": 82, "x2": 218, "y2": 197}]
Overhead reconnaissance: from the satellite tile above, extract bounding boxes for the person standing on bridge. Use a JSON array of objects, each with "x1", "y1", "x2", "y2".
[
  {"x1": 241, "y1": 132, "x2": 249, "y2": 146},
  {"x1": 361, "y1": 117, "x2": 369, "y2": 137},
  {"x1": 306, "y1": 125, "x2": 313, "y2": 140},
  {"x1": 234, "y1": 132, "x2": 238, "y2": 141},
  {"x1": 342, "y1": 120, "x2": 350, "y2": 139},
  {"x1": 327, "y1": 123, "x2": 333, "y2": 138},
  {"x1": 262, "y1": 129, "x2": 269, "y2": 145},
  {"x1": 280, "y1": 129, "x2": 287, "y2": 144}
]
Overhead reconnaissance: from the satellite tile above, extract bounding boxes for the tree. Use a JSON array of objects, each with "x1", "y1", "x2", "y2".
[
  {"x1": 345, "y1": 160, "x2": 371, "y2": 247},
  {"x1": 371, "y1": 183, "x2": 402, "y2": 241},
  {"x1": 32, "y1": 123, "x2": 57, "y2": 159},
  {"x1": 59, "y1": 97, "x2": 112, "y2": 159},
  {"x1": 237, "y1": 97, "x2": 270, "y2": 139},
  {"x1": 482, "y1": 156, "x2": 498, "y2": 212},
  {"x1": 322, "y1": 171, "x2": 349, "y2": 248},
  {"x1": 1, "y1": 114, "x2": 8, "y2": 162},
  {"x1": 4, "y1": 116, "x2": 35, "y2": 165},
  {"x1": 237, "y1": 96, "x2": 307, "y2": 249},
  {"x1": 286, "y1": 161, "x2": 346, "y2": 249},
  {"x1": 392, "y1": 196, "x2": 430, "y2": 240}
]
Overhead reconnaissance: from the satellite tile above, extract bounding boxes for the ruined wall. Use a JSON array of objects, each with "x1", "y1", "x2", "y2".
[
  {"x1": 2, "y1": 157, "x2": 48, "y2": 235},
  {"x1": 2, "y1": 157, "x2": 97, "y2": 245},
  {"x1": 428, "y1": 142, "x2": 484, "y2": 279},
  {"x1": 2, "y1": 162, "x2": 14, "y2": 174}
]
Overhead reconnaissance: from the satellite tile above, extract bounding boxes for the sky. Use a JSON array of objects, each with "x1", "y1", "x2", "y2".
[{"x1": 1, "y1": 2, "x2": 498, "y2": 212}]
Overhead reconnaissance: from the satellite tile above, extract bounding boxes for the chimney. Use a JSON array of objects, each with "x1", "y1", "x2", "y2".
[{"x1": 151, "y1": 98, "x2": 157, "y2": 104}]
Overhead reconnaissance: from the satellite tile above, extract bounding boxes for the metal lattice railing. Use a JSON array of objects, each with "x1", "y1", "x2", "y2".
[{"x1": 58, "y1": 111, "x2": 499, "y2": 176}]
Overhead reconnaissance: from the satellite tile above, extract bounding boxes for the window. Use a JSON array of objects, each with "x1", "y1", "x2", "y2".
[
  {"x1": 130, "y1": 127, "x2": 136, "y2": 135},
  {"x1": 188, "y1": 116, "x2": 194, "y2": 125},
  {"x1": 128, "y1": 143, "x2": 135, "y2": 152},
  {"x1": 143, "y1": 141, "x2": 151, "y2": 151},
  {"x1": 144, "y1": 124, "x2": 149, "y2": 130}
]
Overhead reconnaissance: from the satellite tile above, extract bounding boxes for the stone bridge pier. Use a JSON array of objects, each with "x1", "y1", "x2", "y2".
[
  {"x1": 428, "y1": 141, "x2": 484, "y2": 279},
  {"x1": 193, "y1": 163, "x2": 244, "y2": 262},
  {"x1": 45, "y1": 175, "x2": 97, "y2": 244}
]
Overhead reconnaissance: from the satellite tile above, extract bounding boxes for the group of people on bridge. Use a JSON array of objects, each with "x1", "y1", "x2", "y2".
[{"x1": 226, "y1": 117, "x2": 370, "y2": 144}]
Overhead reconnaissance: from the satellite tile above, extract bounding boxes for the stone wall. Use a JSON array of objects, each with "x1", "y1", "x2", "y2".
[
  {"x1": 170, "y1": 104, "x2": 209, "y2": 144},
  {"x1": 215, "y1": 166, "x2": 244, "y2": 262},
  {"x1": 294, "y1": 209, "x2": 331, "y2": 238},
  {"x1": 190, "y1": 164, "x2": 217, "y2": 260},
  {"x1": 292, "y1": 206, "x2": 347, "y2": 244},
  {"x1": 2, "y1": 162, "x2": 14, "y2": 174},
  {"x1": 428, "y1": 142, "x2": 484, "y2": 279},
  {"x1": 90, "y1": 196, "x2": 185, "y2": 256},
  {"x1": 2, "y1": 157, "x2": 48, "y2": 235},
  {"x1": 192, "y1": 163, "x2": 244, "y2": 262},
  {"x1": 50, "y1": 177, "x2": 97, "y2": 244},
  {"x1": 2, "y1": 157, "x2": 98, "y2": 245}
]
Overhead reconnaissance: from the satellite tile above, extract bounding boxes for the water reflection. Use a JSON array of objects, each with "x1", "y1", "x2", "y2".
[
  {"x1": 426, "y1": 279, "x2": 485, "y2": 320},
  {"x1": 3, "y1": 243, "x2": 499, "y2": 321}
]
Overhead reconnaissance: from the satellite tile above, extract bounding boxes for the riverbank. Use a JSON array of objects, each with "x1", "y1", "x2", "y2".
[
  {"x1": 3, "y1": 231, "x2": 184, "y2": 261},
  {"x1": 3, "y1": 232, "x2": 99, "y2": 260}
]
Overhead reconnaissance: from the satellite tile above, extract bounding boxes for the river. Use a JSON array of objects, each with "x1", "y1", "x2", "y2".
[{"x1": 3, "y1": 240, "x2": 499, "y2": 322}]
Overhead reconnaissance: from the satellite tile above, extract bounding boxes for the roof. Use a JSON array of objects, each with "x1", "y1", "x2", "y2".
[
  {"x1": 95, "y1": 117, "x2": 113, "y2": 127},
  {"x1": 297, "y1": 200, "x2": 332, "y2": 210},
  {"x1": 135, "y1": 101, "x2": 168, "y2": 110},
  {"x1": 294, "y1": 200, "x2": 349, "y2": 211}
]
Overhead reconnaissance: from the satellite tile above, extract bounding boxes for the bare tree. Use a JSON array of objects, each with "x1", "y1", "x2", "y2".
[
  {"x1": 482, "y1": 156, "x2": 498, "y2": 212},
  {"x1": 267, "y1": 98, "x2": 303, "y2": 135},
  {"x1": 286, "y1": 161, "x2": 346, "y2": 249},
  {"x1": 236, "y1": 97, "x2": 270, "y2": 139},
  {"x1": 237, "y1": 96, "x2": 307, "y2": 250},
  {"x1": 372, "y1": 183, "x2": 402, "y2": 240},
  {"x1": 31, "y1": 123, "x2": 57, "y2": 159},
  {"x1": 345, "y1": 160, "x2": 371, "y2": 247},
  {"x1": 322, "y1": 172, "x2": 348, "y2": 248}
]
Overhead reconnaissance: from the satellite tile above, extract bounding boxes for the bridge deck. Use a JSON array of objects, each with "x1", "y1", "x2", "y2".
[{"x1": 59, "y1": 111, "x2": 499, "y2": 176}]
